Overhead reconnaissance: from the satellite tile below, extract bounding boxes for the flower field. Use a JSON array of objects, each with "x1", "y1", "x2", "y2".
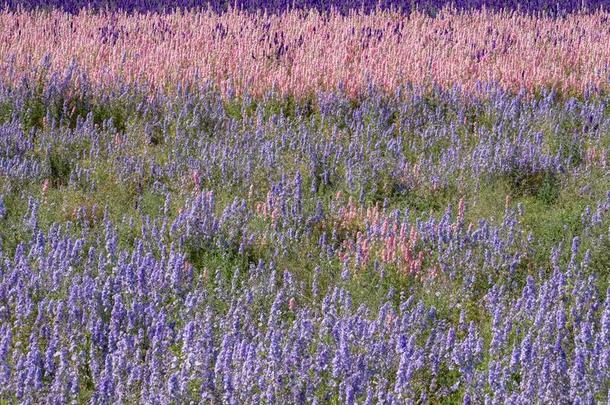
[
  {"x1": 0, "y1": 1, "x2": 609, "y2": 404},
  {"x1": 2, "y1": 10, "x2": 610, "y2": 96}
]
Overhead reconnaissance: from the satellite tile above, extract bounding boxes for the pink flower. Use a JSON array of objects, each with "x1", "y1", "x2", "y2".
[
  {"x1": 42, "y1": 179, "x2": 49, "y2": 195},
  {"x1": 191, "y1": 170, "x2": 201, "y2": 188}
]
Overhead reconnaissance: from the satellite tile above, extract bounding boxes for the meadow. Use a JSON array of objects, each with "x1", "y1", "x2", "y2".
[{"x1": 0, "y1": 2, "x2": 608, "y2": 404}]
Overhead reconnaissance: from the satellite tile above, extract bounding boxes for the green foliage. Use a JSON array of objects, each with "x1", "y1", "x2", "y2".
[{"x1": 48, "y1": 148, "x2": 72, "y2": 187}]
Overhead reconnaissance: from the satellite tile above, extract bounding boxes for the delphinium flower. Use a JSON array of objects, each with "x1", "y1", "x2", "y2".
[{"x1": 0, "y1": 195, "x2": 6, "y2": 219}]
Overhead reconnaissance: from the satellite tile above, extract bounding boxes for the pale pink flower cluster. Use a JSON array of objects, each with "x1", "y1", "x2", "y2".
[
  {"x1": 1, "y1": 9, "x2": 609, "y2": 96},
  {"x1": 335, "y1": 199, "x2": 427, "y2": 276},
  {"x1": 255, "y1": 190, "x2": 280, "y2": 223},
  {"x1": 334, "y1": 197, "x2": 470, "y2": 278}
]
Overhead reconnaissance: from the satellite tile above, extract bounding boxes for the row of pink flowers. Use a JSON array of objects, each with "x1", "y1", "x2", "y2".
[{"x1": 1, "y1": 9, "x2": 609, "y2": 96}]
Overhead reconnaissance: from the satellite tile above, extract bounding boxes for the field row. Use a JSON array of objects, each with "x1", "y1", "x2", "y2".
[
  {"x1": 3, "y1": 0, "x2": 610, "y2": 14},
  {"x1": 2, "y1": 10, "x2": 610, "y2": 96}
]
